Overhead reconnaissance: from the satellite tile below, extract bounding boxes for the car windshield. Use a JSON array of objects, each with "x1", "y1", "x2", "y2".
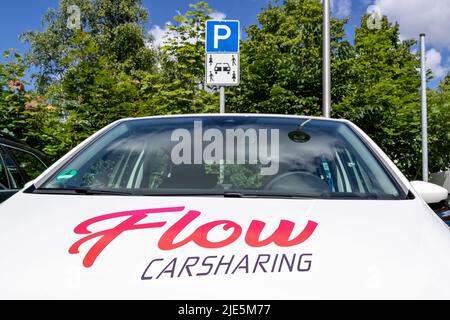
[{"x1": 39, "y1": 116, "x2": 404, "y2": 199}]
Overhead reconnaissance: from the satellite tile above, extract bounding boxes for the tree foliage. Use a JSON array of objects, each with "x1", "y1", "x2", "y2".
[
  {"x1": 21, "y1": 0, "x2": 155, "y2": 92},
  {"x1": 428, "y1": 74, "x2": 450, "y2": 175},
  {"x1": 0, "y1": 0, "x2": 448, "y2": 178},
  {"x1": 140, "y1": 2, "x2": 219, "y2": 115},
  {"x1": 333, "y1": 15, "x2": 424, "y2": 178},
  {"x1": 0, "y1": 50, "x2": 63, "y2": 158},
  {"x1": 229, "y1": 0, "x2": 352, "y2": 115},
  {"x1": 17, "y1": 0, "x2": 156, "y2": 158}
]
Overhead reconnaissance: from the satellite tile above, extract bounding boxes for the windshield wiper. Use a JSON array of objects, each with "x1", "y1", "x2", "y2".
[
  {"x1": 321, "y1": 192, "x2": 381, "y2": 199},
  {"x1": 132, "y1": 191, "x2": 248, "y2": 197},
  {"x1": 133, "y1": 191, "x2": 319, "y2": 199},
  {"x1": 223, "y1": 192, "x2": 245, "y2": 198},
  {"x1": 222, "y1": 192, "x2": 320, "y2": 199},
  {"x1": 33, "y1": 187, "x2": 135, "y2": 196},
  {"x1": 74, "y1": 187, "x2": 135, "y2": 196},
  {"x1": 30, "y1": 188, "x2": 393, "y2": 199}
]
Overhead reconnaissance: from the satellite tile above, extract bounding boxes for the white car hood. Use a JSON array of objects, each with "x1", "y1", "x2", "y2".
[{"x1": 0, "y1": 192, "x2": 450, "y2": 299}]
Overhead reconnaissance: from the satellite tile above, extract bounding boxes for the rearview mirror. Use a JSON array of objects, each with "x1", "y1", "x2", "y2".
[{"x1": 410, "y1": 180, "x2": 448, "y2": 204}]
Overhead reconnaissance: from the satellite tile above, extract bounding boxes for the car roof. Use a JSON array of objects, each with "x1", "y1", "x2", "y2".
[
  {"x1": 0, "y1": 133, "x2": 47, "y2": 163},
  {"x1": 116, "y1": 113, "x2": 352, "y2": 125},
  {"x1": 0, "y1": 132, "x2": 24, "y2": 144}
]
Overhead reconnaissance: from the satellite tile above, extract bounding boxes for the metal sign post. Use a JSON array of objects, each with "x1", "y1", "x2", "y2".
[
  {"x1": 220, "y1": 87, "x2": 225, "y2": 113},
  {"x1": 205, "y1": 20, "x2": 240, "y2": 113},
  {"x1": 420, "y1": 33, "x2": 428, "y2": 182},
  {"x1": 322, "y1": 0, "x2": 331, "y2": 118}
]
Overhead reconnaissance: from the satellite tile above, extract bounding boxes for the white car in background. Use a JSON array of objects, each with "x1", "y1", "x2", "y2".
[{"x1": 0, "y1": 114, "x2": 449, "y2": 299}]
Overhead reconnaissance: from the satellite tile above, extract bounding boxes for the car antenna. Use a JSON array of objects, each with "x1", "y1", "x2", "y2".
[
  {"x1": 288, "y1": 119, "x2": 312, "y2": 143},
  {"x1": 299, "y1": 118, "x2": 312, "y2": 128}
]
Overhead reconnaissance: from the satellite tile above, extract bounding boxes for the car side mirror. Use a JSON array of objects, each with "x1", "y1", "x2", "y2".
[{"x1": 410, "y1": 180, "x2": 448, "y2": 204}]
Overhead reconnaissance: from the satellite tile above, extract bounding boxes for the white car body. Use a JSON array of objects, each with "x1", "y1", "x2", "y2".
[{"x1": 0, "y1": 114, "x2": 449, "y2": 299}]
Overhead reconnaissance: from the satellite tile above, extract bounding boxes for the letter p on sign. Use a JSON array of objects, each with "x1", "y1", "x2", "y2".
[
  {"x1": 214, "y1": 25, "x2": 231, "y2": 49},
  {"x1": 206, "y1": 20, "x2": 240, "y2": 53}
]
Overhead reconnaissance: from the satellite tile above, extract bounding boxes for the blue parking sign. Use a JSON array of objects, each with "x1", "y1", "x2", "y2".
[{"x1": 206, "y1": 20, "x2": 240, "y2": 53}]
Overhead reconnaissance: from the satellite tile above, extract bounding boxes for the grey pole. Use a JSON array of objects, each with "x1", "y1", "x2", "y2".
[
  {"x1": 420, "y1": 33, "x2": 428, "y2": 182},
  {"x1": 220, "y1": 86, "x2": 225, "y2": 113},
  {"x1": 322, "y1": 0, "x2": 331, "y2": 118},
  {"x1": 219, "y1": 86, "x2": 225, "y2": 181}
]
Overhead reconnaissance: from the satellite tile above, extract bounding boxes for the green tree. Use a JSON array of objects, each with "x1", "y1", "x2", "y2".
[
  {"x1": 428, "y1": 73, "x2": 450, "y2": 174},
  {"x1": 333, "y1": 15, "x2": 425, "y2": 179},
  {"x1": 21, "y1": 0, "x2": 155, "y2": 92},
  {"x1": 0, "y1": 50, "x2": 63, "y2": 159},
  {"x1": 44, "y1": 32, "x2": 145, "y2": 156},
  {"x1": 4, "y1": 0, "x2": 448, "y2": 175},
  {"x1": 140, "y1": 2, "x2": 219, "y2": 115},
  {"x1": 0, "y1": 50, "x2": 28, "y2": 138},
  {"x1": 228, "y1": 0, "x2": 353, "y2": 115},
  {"x1": 19, "y1": 0, "x2": 158, "y2": 159}
]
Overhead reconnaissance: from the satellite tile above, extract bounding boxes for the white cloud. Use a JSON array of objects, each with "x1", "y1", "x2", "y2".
[
  {"x1": 373, "y1": 0, "x2": 450, "y2": 80},
  {"x1": 331, "y1": 0, "x2": 352, "y2": 18},
  {"x1": 209, "y1": 11, "x2": 226, "y2": 20},
  {"x1": 426, "y1": 48, "x2": 446, "y2": 78},
  {"x1": 374, "y1": 0, "x2": 450, "y2": 50},
  {"x1": 148, "y1": 11, "x2": 227, "y2": 48},
  {"x1": 149, "y1": 22, "x2": 172, "y2": 48}
]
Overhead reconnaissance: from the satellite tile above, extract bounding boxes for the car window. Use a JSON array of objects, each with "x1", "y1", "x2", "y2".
[
  {"x1": 41, "y1": 117, "x2": 404, "y2": 200},
  {"x1": 4, "y1": 146, "x2": 46, "y2": 182},
  {"x1": 0, "y1": 151, "x2": 10, "y2": 190},
  {"x1": 0, "y1": 147, "x2": 23, "y2": 189}
]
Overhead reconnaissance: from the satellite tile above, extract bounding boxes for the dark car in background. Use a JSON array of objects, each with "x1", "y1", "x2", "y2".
[
  {"x1": 435, "y1": 194, "x2": 450, "y2": 226},
  {"x1": 0, "y1": 134, "x2": 48, "y2": 203}
]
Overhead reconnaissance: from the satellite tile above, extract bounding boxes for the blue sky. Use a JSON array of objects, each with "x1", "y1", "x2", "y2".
[{"x1": 0, "y1": 0, "x2": 448, "y2": 88}]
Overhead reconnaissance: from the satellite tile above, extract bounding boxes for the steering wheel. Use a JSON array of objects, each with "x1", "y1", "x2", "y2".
[
  {"x1": 0, "y1": 181, "x2": 7, "y2": 190},
  {"x1": 264, "y1": 171, "x2": 329, "y2": 195}
]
